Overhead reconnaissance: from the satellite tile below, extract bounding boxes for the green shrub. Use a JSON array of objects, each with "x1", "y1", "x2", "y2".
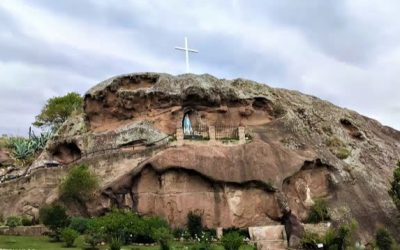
[
  {"x1": 88, "y1": 210, "x2": 130, "y2": 243},
  {"x1": 376, "y1": 228, "x2": 394, "y2": 250},
  {"x1": 84, "y1": 209, "x2": 169, "y2": 244},
  {"x1": 326, "y1": 136, "x2": 343, "y2": 148},
  {"x1": 187, "y1": 211, "x2": 203, "y2": 238},
  {"x1": 59, "y1": 164, "x2": 98, "y2": 202},
  {"x1": 84, "y1": 219, "x2": 105, "y2": 249},
  {"x1": 334, "y1": 223, "x2": 354, "y2": 249},
  {"x1": 301, "y1": 220, "x2": 358, "y2": 249},
  {"x1": 21, "y1": 216, "x2": 33, "y2": 226},
  {"x1": 0, "y1": 135, "x2": 9, "y2": 149},
  {"x1": 109, "y1": 237, "x2": 123, "y2": 250},
  {"x1": 307, "y1": 199, "x2": 330, "y2": 223},
  {"x1": 203, "y1": 228, "x2": 217, "y2": 238},
  {"x1": 190, "y1": 232, "x2": 214, "y2": 250},
  {"x1": 222, "y1": 227, "x2": 249, "y2": 238},
  {"x1": 173, "y1": 228, "x2": 185, "y2": 238},
  {"x1": 272, "y1": 103, "x2": 286, "y2": 117},
  {"x1": 39, "y1": 204, "x2": 70, "y2": 241},
  {"x1": 221, "y1": 231, "x2": 244, "y2": 250},
  {"x1": 141, "y1": 216, "x2": 169, "y2": 241},
  {"x1": 69, "y1": 216, "x2": 88, "y2": 234},
  {"x1": 153, "y1": 227, "x2": 173, "y2": 250},
  {"x1": 61, "y1": 228, "x2": 79, "y2": 247},
  {"x1": 300, "y1": 231, "x2": 320, "y2": 249},
  {"x1": 6, "y1": 216, "x2": 22, "y2": 228},
  {"x1": 335, "y1": 147, "x2": 351, "y2": 159},
  {"x1": 389, "y1": 162, "x2": 400, "y2": 210},
  {"x1": 326, "y1": 137, "x2": 351, "y2": 160}
]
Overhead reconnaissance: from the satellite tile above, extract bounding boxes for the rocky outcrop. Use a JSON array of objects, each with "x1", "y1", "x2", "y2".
[
  {"x1": 0, "y1": 149, "x2": 12, "y2": 167},
  {"x1": 0, "y1": 73, "x2": 399, "y2": 244}
]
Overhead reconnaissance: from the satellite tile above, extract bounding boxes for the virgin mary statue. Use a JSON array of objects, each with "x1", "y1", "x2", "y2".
[{"x1": 183, "y1": 113, "x2": 193, "y2": 136}]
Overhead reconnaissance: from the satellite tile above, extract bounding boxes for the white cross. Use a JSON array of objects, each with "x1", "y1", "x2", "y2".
[{"x1": 175, "y1": 37, "x2": 198, "y2": 73}]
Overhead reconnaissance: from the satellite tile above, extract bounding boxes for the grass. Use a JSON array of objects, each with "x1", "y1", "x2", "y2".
[
  {"x1": 0, "y1": 235, "x2": 255, "y2": 250},
  {"x1": 0, "y1": 235, "x2": 107, "y2": 250},
  {"x1": 325, "y1": 136, "x2": 351, "y2": 160}
]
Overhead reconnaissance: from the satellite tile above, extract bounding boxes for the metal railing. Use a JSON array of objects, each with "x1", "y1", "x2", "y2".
[
  {"x1": 183, "y1": 124, "x2": 210, "y2": 140},
  {"x1": 215, "y1": 125, "x2": 239, "y2": 140}
]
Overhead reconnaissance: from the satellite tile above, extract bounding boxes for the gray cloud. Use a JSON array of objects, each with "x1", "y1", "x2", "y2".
[{"x1": 0, "y1": 0, "x2": 400, "y2": 134}]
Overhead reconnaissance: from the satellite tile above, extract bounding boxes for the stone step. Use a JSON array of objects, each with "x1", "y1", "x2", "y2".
[
  {"x1": 256, "y1": 240, "x2": 287, "y2": 250},
  {"x1": 249, "y1": 225, "x2": 288, "y2": 250}
]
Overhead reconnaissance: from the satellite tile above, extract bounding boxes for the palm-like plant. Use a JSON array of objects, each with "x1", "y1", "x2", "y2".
[{"x1": 11, "y1": 139, "x2": 35, "y2": 160}]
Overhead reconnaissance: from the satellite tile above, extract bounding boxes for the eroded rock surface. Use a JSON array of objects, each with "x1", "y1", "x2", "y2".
[{"x1": 0, "y1": 73, "x2": 399, "y2": 243}]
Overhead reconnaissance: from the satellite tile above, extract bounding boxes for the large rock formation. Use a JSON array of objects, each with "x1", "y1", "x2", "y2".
[{"x1": 0, "y1": 73, "x2": 399, "y2": 244}]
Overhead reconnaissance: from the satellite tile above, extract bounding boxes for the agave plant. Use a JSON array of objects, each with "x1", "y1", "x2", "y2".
[
  {"x1": 5, "y1": 130, "x2": 53, "y2": 167},
  {"x1": 30, "y1": 131, "x2": 52, "y2": 152},
  {"x1": 11, "y1": 138, "x2": 35, "y2": 160}
]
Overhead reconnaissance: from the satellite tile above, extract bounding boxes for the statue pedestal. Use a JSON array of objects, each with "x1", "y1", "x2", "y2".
[
  {"x1": 209, "y1": 126, "x2": 216, "y2": 142},
  {"x1": 176, "y1": 128, "x2": 184, "y2": 146},
  {"x1": 239, "y1": 126, "x2": 246, "y2": 143}
]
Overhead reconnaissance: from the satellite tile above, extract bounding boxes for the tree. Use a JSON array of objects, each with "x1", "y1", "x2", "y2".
[
  {"x1": 33, "y1": 92, "x2": 83, "y2": 131},
  {"x1": 389, "y1": 162, "x2": 400, "y2": 210},
  {"x1": 39, "y1": 204, "x2": 70, "y2": 241},
  {"x1": 59, "y1": 164, "x2": 98, "y2": 203}
]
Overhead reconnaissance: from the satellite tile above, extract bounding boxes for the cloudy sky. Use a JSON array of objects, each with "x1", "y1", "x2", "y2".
[{"x1": 1, "y1": 0, "x2": 400, "y2": 135}]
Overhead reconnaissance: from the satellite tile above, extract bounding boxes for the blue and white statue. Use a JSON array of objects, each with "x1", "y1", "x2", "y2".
[{"x1": 183, "y1": 114, "x2": 193, "y2": 135}]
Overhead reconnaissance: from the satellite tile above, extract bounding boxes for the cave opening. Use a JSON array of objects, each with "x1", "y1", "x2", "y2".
[{"x1": 51, "y1": 142, "x2": 82, "y2": 164}]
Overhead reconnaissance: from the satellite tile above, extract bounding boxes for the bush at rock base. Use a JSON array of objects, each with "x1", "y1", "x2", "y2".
[
  {"x1": 39, "y1": 204, "x2": 70, "y2": 241},
  {"x1": 221, "y1": 231, "x2": 244, "y2": 250},
  {"x1": 84, "y1": 219, "x2": 105, "y2": 250},
  {"x1": 190, "y1": 232, "x2": 214, "y2": 250},
  {"x1": 307, "y1": 199, "x2": 330, "y2": 223},
  {"x1": 153, "y1": 227, "x2": 173, "y2": 250},
  {"x1": 301, "y1": 220, "x2": 358, "y2": 249},
  {"x1": 6, "y1": 216, "x2": 22, "y2": 228},
  {"x1": 222, "y1": 227, "x2": 249, "y2": 238},
  {"x1": 59, "y1": 164, "x2": 98, "y2": 203},
  {"x1": 84, "y1": 209, "x2": 169, "y2": 245},
  {"x1": 69, "y1": 216, "x2": 89, "y2": 234},
  {"x1": 21, "y1": 216, "x2": 34, "y2": 226},
  {"x1": 61, "y1": 228, "x2": 79, "y2": 247}
]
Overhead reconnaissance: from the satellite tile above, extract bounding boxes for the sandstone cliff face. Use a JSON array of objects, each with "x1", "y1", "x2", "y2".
[{"x1": 0, "y1": 73, "x2": 399, "y2": 243}]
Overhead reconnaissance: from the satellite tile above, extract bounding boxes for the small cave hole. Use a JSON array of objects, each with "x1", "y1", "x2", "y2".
[
  {"x1": 51, "y1": 142, "x2": 82, "y2": 164},
  {"x1": 252, "y1": 97, "x2": 270, "y2": 109},
  {"x1": 339, "y1": 118, "x2": 365, "y2": 140}
]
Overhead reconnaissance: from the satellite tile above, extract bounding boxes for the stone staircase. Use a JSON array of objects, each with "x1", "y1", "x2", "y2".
[{"x1": 249, "y1": 225, "x2": 288, "y2": 250}]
